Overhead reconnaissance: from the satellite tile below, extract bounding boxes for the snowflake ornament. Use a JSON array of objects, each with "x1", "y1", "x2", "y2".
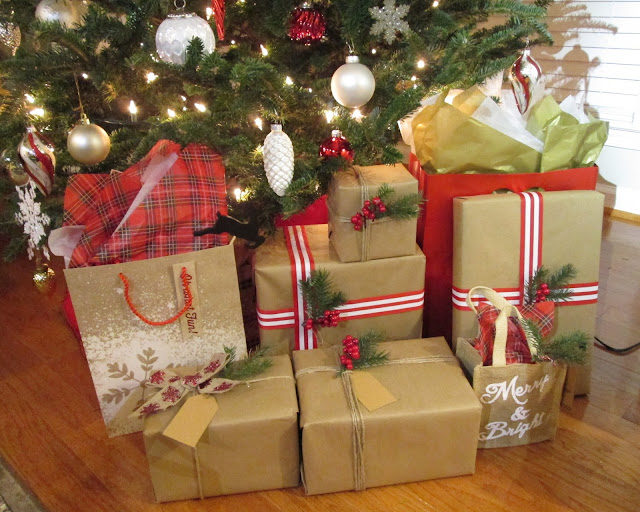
[
  {"x1": 15, "y1": 182, "x2": 51, "y2": 260},
  {"x1": 369, "y1": 0, "x2": 411, "y2": 45}
]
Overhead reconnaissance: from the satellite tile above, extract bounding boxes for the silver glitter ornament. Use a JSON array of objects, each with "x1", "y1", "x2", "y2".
[
  {"x1": 0, "y1": 22, "x2": 21, "y2": 57},
  {"x1": 331, "y1": 55, "x2": 376, "y2": 108},
  {"x1": 263, "y1": 124, "x2": 294, "y2": 197},
  {"x1": 155, "y1": 12, "x2": 216, "y2": 65}
]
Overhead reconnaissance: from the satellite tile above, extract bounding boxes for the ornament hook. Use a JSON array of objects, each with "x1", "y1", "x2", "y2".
[{"x1": 174, "y1": 0, "x2": 186, "y2": 12}]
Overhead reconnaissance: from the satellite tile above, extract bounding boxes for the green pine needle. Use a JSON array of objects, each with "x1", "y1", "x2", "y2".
[
  {"x1": 525, "y1": 264, "x2": 577, "y2": 305},
  {"x1": 521, "y1": 318, "x2": 589, "y2": 366},
  {"x1": 341, "y1": 330, "x2": 390, "y2": 373},
  {"x1": 220, "y1": 346, "x2": 273, "y2": 381},
  {"x1": 300, "y1": 269, "x2": 346, "y2": 321}
]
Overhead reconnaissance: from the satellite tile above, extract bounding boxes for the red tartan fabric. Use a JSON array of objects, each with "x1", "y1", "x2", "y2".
[
  {"x1": 474, "y1": 301, "x2": 555, "y2": 366},
  {"x1": 64, "y1": 140, "x2": 228, "y2": 267}
]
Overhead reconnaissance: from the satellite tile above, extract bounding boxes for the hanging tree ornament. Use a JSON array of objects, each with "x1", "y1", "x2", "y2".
[
  {"x1": 369, "y1": 0, "x2": 410, "y2": 45},
  {"x1": 2, "y1": 149, "x2": 30, "y2": 187},
  {"x1": 509, "y1": 46, "x2": 542, "y2": 114},
  {"x1": 67, "y1": 114, "x2": 111, "y2": 165},
  {"x1": 289, "y1": 3, "x2": 326, "y2": 45},
  {"x1": 156, "y1": 0, "x2": 216, "y2": 65},
  {"x1": 263, "y1": 124, "x2": 294, "y2": 197},
  {"x1": 35, "y1": 0, "x2": 86, "y2": 28},
  {"x1": 210, "y1": 0, "x2": 226, "y2": 40},
  {"x1": 18, "y1": 126, "x2": 56, "y2": 197},
  {"x1": 0, "y1": 21, "x2": 21, "y2": 58},
  {"x1": 319, "y1": 130, "x2": 354, "y2": 161},
  {"x1": 331, "y1": 55, "x2": 376, "y2": 108}
]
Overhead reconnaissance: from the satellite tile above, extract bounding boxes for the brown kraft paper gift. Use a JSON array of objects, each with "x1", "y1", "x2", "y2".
[
  {"x1": 292, "y1": 338, "x2": 481, "y2": 495},
  {"x1": 328, "y1": 164, "x2": 419, "y2": 262},
  {"x1": 452, "y1": 190, "x2": 604, "y2": 395},
  {"x1": 457, "y1": 338, "x2": 567, "y2": 449},
  {"x1": 143, "y1": 355, "x2": 299, "y2": 502},
  {"x1": 254, "y1": 224, "x2": 425, "y2": 355}
]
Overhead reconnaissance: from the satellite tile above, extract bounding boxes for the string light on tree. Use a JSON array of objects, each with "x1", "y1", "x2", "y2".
[
  {"x1": 146, "y1": 71, "x2": 158, "y2": 83},
  {"x1": 167, "y1": 108, "x2": 176, "y2": 118},
  {"x1": 254, "y1": 117, "x2": 264, "y2": 130},
  {"x1": 194, "y1": 102, "x2": 207, "y2": 112},
  {"x1": 260, "y1": 44, "x2": 269, "y2": 56},
  {"x1": 129, "y1": 100, "x2": 138, "y2": 122},
  {"x1": 417, "y1": 59, "x2": 425, "y2": 69}
]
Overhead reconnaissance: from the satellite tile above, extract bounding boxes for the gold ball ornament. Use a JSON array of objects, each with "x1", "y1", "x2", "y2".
[
  {"x1": 67, "y1": 115, "x2": 111, "y2": 165},
  {"x1": 33, "y1": 262, "x2": 56, "y2": 295},
  {"x1": 2, "y1": 150, "x2": 30, "y2": 187}
]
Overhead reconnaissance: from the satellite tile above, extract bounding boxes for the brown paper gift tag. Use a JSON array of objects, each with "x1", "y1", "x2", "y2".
[
  {"x1": 163, "y1": 394, "x2": 219, "y2": 448},
  {"x1": 350, "y1": 371, "x2": 397, "y2": 412}
]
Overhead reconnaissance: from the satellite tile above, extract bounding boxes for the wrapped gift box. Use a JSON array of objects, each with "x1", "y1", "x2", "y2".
[
  {"x1": 143, "y1": 355, "x2": 299, "y2": 502},
  {"x1": 254, "y1": 224, "x2": 425, "y2": 355},
  {"x1": 328, "y1": 164, "x2": 419, "y2": 262},
  {"x1": 292, "y1": 338, "x2": 481, "y2": 495},
  {"x1": 452, "y1": 190, "x2": 604, "y2": 395}
]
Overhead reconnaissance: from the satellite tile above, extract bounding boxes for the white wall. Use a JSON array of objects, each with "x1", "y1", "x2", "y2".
[{"x1": 531, "y1": 0, "x2": 640, "y2": 215}]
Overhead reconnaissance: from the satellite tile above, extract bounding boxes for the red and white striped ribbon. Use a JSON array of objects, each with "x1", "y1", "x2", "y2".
[
  {"x1": 259, "y1": 225, "x2": 425, "y2": 349},
  {"x1": 452, "y1": 192, "x2": 598, "y2": 311},
  {"x1": 284, "y1": 225, "x2": 316, "y2": 351}
]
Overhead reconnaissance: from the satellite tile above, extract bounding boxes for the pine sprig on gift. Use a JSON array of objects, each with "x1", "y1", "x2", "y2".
[
  {"x1": 525, "y1": 264, "x2": 577, "y2": 305},
  {"x1": 339, "y1": 330, "x2": 389, "y2": 373},
  {"x1": 374, "y1": 183, "x2": 423, "y2": 220},
  {"x1": 300, "y1": 269, "x2": 346, "y2": 322},
  {"x1": 220, "y1": 346, "x2": 272, "y2": 381},
  {"x1": 521, "y1": 318, "x2": 589, "y2": 365}
]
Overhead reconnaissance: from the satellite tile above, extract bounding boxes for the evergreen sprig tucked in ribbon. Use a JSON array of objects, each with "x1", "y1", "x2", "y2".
[
  {"x1": 300, "y1": 269, "x2": 346, "y2": 330},
  {"x1": 132, "y1": 349, "x2": 271, "y2": 418},
  {"x1": 350, "y1": 183, "x2": 422, "y2": 231},
  {"x1": 524, "y1": 263, "x2": 577, "y2": 305}
]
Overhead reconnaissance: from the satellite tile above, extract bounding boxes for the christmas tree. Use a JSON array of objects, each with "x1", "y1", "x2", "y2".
[{"x1": 0, "y1": 0, "x2": 552, "y2": 260}]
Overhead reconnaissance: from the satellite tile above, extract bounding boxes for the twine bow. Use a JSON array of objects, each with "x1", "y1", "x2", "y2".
[{"x1": 131, "y1": 353, "x2": 240, "y2": 419}]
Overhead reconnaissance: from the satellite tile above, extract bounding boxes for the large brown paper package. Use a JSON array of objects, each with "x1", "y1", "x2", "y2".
[
  {"x1": 452, "y1": 191, "x2": 604, "y2": 395},
  {"x1": 143, "y1": 355, "x2": 299, "y2": 502},
  {"x1": 293, "y1": 338, "x2": 481, "y2": 495},
  {"x1": 457, "y1": 338, "x2": 567, "y2": 449},
  {"x1": 65, "y1": 243, "x2": 248, "y2": 437},
  {"x1": 328, "y1": 164, "x2": 419, "y2": 262},
  {"x1": 254, "y1": 224, "x2": 425, "y2": 355}
]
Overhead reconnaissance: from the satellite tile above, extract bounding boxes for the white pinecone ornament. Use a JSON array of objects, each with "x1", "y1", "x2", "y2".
[{"x1": 263, "y1": 124, "x2": 294, "y2": 196}]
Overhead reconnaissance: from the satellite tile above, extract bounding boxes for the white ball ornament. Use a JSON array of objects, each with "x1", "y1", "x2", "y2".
[
  {"x1": 67, "y1": 115, "x2": 111, "y2": 165},
  {"x1": 155, "y1": 12, "x2": 215, "y2": 65},
  {"x1": 263, "y1": 124, "x2": 294, "y2": 197},
  {"x1": 35, "y1": 0, "x2": 85, "y2": 28},
  {"x1": 331, "y1": 55, "x2": 376, "y2": 108}
]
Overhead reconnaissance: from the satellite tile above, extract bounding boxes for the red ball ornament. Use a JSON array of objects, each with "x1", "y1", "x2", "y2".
[
  {"x1": 319, "y1": 130, "x2": 354, "y2": 161},
  {"x1": 289, "y1": 3, "x2": 326, "y2": 45}
]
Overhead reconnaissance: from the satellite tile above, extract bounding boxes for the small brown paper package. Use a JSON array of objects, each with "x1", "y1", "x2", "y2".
[
  {"x1": 293, "y1": 338, "x2": 481, "y2": 495},
  {"x1": 64, "y1": 242, "x2": 248, "y2": 437},
  {"x1": 143, "y1": 355, "x2": 300, "y2": 503},
  {"x1": 327, "y1": 164, "x2": 419, "y2": 262},
  {"x1": 254, "y1": 224, "x2": 426, "y2": 355},
  {"x1": 457, "y1": 338, "x2": 567, "y2": 449},
  {"x1": 452, "y1": 191, "x2": 604, "y2": 395}
]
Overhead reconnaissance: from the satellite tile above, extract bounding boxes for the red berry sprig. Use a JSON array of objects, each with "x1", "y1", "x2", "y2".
[
  {"x1": 304, "y1": 309, "x2": 341, "y2": 330},
  {"x1": 350, "y1": 196, "x2": 387, "y2": 231},
  {"x1": 340, "y1": 335, "x2": 360, "y2": 370},
  {"x1": 535, "y1": 282, "x2": 551, "y2": 302}
]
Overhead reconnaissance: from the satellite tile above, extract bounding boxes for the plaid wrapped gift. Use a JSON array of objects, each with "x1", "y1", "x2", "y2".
[
  {"x1": 64, "y1": 140, "x2": 228, "y2": 267},
  {"x1": 474, "y1": 298, "x2": 554, "y2": 366}
]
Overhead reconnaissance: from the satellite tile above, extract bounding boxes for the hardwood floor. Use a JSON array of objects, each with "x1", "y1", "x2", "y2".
[{"x1": 0, "y1": 216, "x2": 638, "y2": 512}]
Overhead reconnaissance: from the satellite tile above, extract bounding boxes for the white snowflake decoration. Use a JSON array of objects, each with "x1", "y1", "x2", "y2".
[
  {"x1": 15, "y1": 182, "x2": 51, "y2": 260},
  {"x1": 369, "y1": 0, "x2": 411, "y2": 45}
]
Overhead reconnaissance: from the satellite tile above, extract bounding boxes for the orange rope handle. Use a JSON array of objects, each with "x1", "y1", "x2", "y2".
[{"x1": 118, "y1": 267, "x2": 194, "y2": 326}]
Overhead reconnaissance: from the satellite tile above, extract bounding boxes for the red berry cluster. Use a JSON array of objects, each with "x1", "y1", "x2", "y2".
[
  {"x1": 535, "y1": 282, "x2": 551, "y2": 302},
  {"x1": 350, "y1": 197, "x2": 387, "y2": 231},
  {"x1": 340, "y1": 335, "x2": 360, "y2": 370},
  {"x1": 304, "y1": 309, "x2": 340, "y2": 330}
]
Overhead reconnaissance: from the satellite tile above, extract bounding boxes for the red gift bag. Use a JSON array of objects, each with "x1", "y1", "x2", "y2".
[{"x1": 406, "y1": 153, "x2": 598, "y2": 342}]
